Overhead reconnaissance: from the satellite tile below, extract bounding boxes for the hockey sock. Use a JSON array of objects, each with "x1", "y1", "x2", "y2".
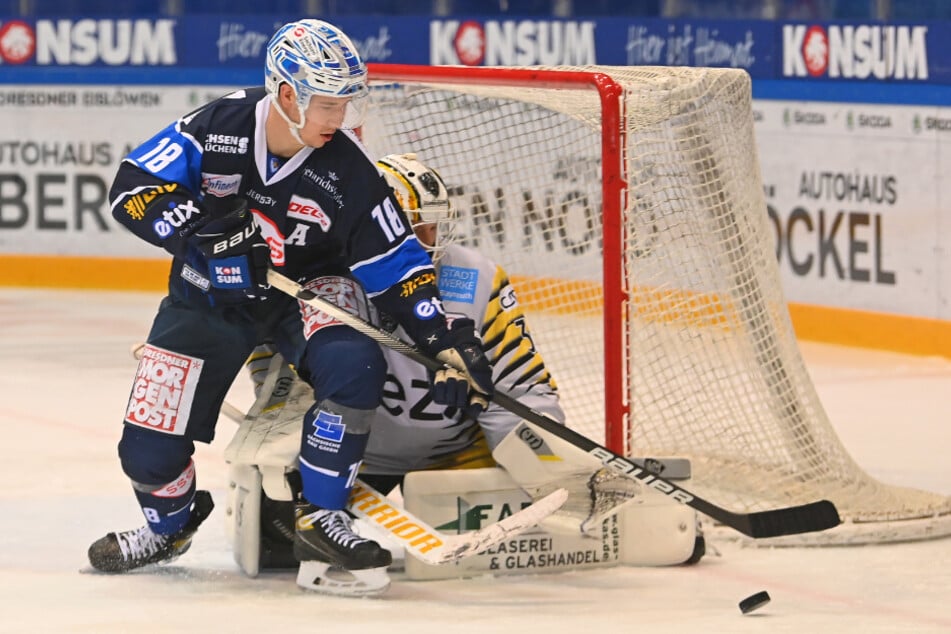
[
  {"x1": 131, "y1": 460, "x2": 198, "y2": 535},
  {"x1": 299, "y1": 401, "x2": 372, "y2": 510}
]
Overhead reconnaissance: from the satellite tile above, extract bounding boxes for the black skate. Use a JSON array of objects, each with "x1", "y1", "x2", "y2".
[
  {"x1": 259, "y1": 495, "x2": 297, "y2": 570},
  {"x1": 294, "y1": 502, "x2": 392, "y2": 596},
  {"x1": 87, "y1": 490, "x2": 214, "y2": 573}
]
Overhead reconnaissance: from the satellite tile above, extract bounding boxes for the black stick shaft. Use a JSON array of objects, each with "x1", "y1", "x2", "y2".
[{"x1": 267, "y1": 269, "x2": 841, "y2": 538}]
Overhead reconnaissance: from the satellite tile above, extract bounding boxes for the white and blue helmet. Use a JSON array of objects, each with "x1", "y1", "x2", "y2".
[{"x1": 265, "y1": 19, "x2": 368, "y2": 137}]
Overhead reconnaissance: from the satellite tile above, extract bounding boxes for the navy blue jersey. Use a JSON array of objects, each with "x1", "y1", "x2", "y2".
[{"x1": 110, "y1": 87, "x2": 445, "y2": 348}]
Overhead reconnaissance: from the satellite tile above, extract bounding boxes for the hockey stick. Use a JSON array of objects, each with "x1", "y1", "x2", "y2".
[
  {"x1": 268, "y1": 268, "x2": 841, "y2": 539},
  {"x1": 218, "y1": 397, "x2": 568, "y2": 565}
]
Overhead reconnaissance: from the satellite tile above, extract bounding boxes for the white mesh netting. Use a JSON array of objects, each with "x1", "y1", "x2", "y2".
[{"x1": 362, "y1": 64, "x2": 951, "y2": 545}]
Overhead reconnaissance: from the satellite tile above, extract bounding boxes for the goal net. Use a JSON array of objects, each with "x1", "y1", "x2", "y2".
[{"x1": 362, "y1": 64, "x2": 951, "y2": 545}]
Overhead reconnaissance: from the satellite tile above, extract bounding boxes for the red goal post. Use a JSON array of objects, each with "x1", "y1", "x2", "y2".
[{"x1": 366, "y1": 64, "x2": 631, "y2": 454}]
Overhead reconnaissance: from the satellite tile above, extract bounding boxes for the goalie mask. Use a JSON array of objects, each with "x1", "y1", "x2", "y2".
[
  {"x1": 377, "y1": 153, "x2": 457, "y2": 262},
  {"x1": 265, "y1": 19, "x2": 369, "y2": 143}
]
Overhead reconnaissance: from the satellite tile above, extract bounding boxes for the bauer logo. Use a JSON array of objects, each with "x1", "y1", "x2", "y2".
[
  {"x1": 782, "y1": 24, "x2": 929, "y2": 80},
  {"x1": 0, "y1": 20, "x2": 35, "y2": 64},
  {"x1": 499, "y1": 284, "x2": 518, "y2": 310},
  {"x1": 23, "y1": 19, "x2": 178, "y2": 66},
  {"x1": 251, "y1": 210, "x2": 285, "y2": 266},
  {"x1": 125, "y1": 345, "x2": 203, "y2": 435},
  {"x1": 430, "y1": 20, "x2": 596, "y2": 66}
]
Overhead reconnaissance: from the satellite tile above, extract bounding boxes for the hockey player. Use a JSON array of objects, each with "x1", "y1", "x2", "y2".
[
  {"x1": 230, "y1": 155, "x2": 705, "y2": 593},
  {"x1": 86, "y1": 20, "x2": 494, "y2": 594},
  {"x1": 227, "y1": 153, "x2": 566, "y2": 583},
  {"x1": 243, "y1": 152, "x2": 564, "y2": 491}
]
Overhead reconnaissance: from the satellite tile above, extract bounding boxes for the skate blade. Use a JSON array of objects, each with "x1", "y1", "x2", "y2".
[{"x1": 296, "y1": 560, "x2": 390, "y2": 597}]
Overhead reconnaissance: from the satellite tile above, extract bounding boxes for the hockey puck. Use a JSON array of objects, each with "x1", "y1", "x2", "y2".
[{"x1": 739, "y1": 590, "x2": 771, "y2": 614}]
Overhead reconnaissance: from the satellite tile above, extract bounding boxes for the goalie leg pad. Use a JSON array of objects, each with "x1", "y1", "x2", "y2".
[
  {"x1": 402, "y1": 467, "x2": 700, "y2": 581},
  {"x1": 226, "y1": 464, "x2": 263, "y2": 577},
  {"x1": 226, "y1": 464, "x2": 299, "y2": 577},
  {"x1": 618, "y1": 496, "x2": 700, "y2": 566}
]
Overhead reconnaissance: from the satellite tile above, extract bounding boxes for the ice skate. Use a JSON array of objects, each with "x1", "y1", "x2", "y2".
[
  {"x1": 87, "y1": 490, "x2": 214, "y2": 573},
  {"x1": 294, "y1": 502, "x2": 392, "y2": 596}
]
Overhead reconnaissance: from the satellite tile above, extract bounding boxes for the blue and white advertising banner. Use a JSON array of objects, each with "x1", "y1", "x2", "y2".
[
  {"x1": 3, "y1": 14, "x2": 951, "y2": 320},
  {"x1": 3, "y1": 16, "x2": 951, "y2": 85}
]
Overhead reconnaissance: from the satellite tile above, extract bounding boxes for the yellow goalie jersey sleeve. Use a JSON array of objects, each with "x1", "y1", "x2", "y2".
[{"x1": 362, "y1": 243, "x2": 564, "y2": 476}]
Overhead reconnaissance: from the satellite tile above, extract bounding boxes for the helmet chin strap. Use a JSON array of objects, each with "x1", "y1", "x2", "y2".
[{"x1": 269, "y1": 94, "x2": 308, "y2": 147}]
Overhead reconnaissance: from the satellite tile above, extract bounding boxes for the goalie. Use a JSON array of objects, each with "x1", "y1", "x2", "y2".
[{"x1": 227, "y1": 153, "x2": 703, "y2": 595}]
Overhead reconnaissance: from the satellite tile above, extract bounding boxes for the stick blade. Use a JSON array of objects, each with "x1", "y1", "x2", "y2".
[{"x1": 744, "y1": 500, "x2": 841, "y2": 538}]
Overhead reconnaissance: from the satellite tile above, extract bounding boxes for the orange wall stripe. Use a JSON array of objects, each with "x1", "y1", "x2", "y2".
[
  {"x1": 3, "y1": 255, "x2": 950, "y2": 358},
  {"x1": 0, "y1": 254, "x2": 170, "y2": 292}
]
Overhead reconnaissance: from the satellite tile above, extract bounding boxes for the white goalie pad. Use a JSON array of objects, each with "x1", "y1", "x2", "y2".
[
  {"x1": 225, "y1": 464, "x2": 264, "y2": 577},
  {"x1": 223, "y1": 354, "x2": 310, "y2": 577},
  {"x1": 402, "y1": 467, "x2": 700, "y2": 581},
  {"x1": 492, "y1": 422, "x2": 692, "y2": 537},
  {"x1": 223, "y1": 356, "x2": 313, "y2": 502}
]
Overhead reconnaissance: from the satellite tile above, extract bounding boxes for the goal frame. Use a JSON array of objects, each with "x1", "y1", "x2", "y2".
[
  {"x1": 367, "y1": 63, "x2": 630, "y2": 453},
  {"x1": 361, "y1": 63, "x2": 951, "y2": 545}
]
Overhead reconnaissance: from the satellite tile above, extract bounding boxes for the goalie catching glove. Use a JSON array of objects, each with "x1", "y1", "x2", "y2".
[
  {"x1": 425, "y1": 317, "x2": 493, "y2": 418},
  {"x1": 184, "y1": 197, "x2": 271, "y2": 305}
]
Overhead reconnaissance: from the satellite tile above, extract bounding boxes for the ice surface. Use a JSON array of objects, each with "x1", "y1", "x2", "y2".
[{"x1": 1, "y1": 288, "x2": 949, "y2": 633}]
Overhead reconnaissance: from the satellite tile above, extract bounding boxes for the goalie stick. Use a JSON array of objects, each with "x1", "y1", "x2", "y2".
[{"x1": 267, "y1": 268, "x2": 842, "y2": 539}]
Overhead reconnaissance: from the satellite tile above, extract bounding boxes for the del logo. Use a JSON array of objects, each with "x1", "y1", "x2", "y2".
[
  {"x1": 287, "y1": 195, "x2": 331, "y2": 231},
  {"x1": 430, "y1": 19, "x2": 596, "y2": 66},
  {"x1": 4, "y1": 19, "x2": 177, "y2": 65},
  {"x1": 782, "y1": 24, "x2": 928, "y2": 80}
]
